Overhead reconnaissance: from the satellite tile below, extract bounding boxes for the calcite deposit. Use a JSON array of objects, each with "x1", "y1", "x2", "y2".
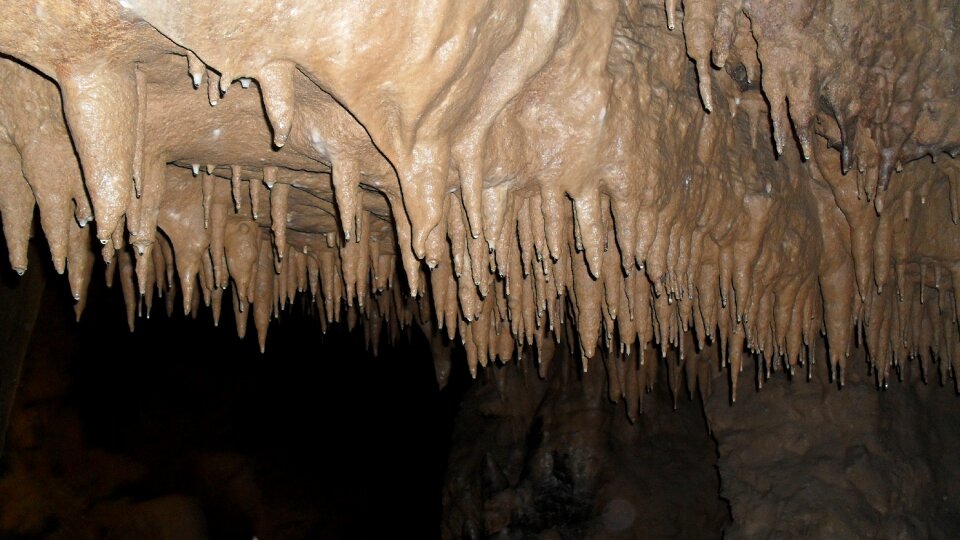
[
  {"x1": 2, "y1": 0, "x2": 957, "y2": 387},
  {"x1": 0, "y1": 0, "x2": 959, "y2": 535}
]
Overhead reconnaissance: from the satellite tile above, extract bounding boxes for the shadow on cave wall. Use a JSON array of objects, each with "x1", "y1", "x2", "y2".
[
  {"x1": 0, "y1": 237, "x2": 469, "y2": 538},
  {"x1": 442, "y1": 346, "x2": 732, "y2": 539}
]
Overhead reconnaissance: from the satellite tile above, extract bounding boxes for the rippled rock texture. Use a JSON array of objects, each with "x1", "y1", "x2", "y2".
[{"x1": 0, "y1": 1, "x2": 959, "y2": 537}]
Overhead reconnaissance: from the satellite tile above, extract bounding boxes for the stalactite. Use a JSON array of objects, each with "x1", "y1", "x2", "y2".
[{"x1": 0, "y1": 0, "x2": 955, "y2": 425}]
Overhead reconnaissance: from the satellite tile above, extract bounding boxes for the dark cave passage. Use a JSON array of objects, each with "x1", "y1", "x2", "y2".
[
  {"x1": 443, "y1": 353, "x2": 732, "y2": 539},
  {"x1": 1, "y1": 1, "x2": 960, "y2": 537},
  {"x1": 0, "y1": 240, "x2": 730, "y2": 539},
  {"x1": 0, "y1": 243, "x2": 468, "y2": 538}
]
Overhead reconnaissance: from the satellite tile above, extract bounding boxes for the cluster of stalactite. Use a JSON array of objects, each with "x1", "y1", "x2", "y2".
[{"x1": 0, "y1": 0, "x2": 958, "y2": 403}]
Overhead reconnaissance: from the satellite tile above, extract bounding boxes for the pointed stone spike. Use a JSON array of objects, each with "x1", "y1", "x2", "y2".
[
  {"x1": 457, "y1": 156, "x2": 485, "y2": 239},
  {"x1": 396, "y1": 148, "x2": 446, "y2": 260},
  {"x1": 258, "y1": 61, "x2": 297, "y2": 148},
  {"x1": 481, "y1": 184, "x2": 510, "y2": 252},
  {"x1": 133, "y1": 69, "x2": 147, "y2": 198},
  {"x1": 253, "y1": 234, "x2": 275, "y2": 353},
  {"x1": 134, "y1": 243, "x2": 153, "y2": 295},
  {"x1": 250, "y1": 175, "x2": 263, "y2": 221},
  {"x1": 270, "y1": 181, "x2": 289, "y2": 260},
  {"x1": 665, "y1": 0, "x2": 677, "y2": 30},
  {"x1": 219, "y1": 70, "x2": 232, "y2": 95},
  {"x1": 0, "y1": 144, "x2": 34, "y2": 274},
  {"x1": 186, "y1": 51, "x2": 204, "y2": 88},
  {"x1": 207, "y1": 69, "x2": 221, "y2": 106},
  {"x1": 211, "y1": 287, "x2": 223, "y2": 327},
  {"x1": 230, "y1": 165, "x2": 243, "y2": 212},
  {"x1": 233, "y1": 287, "x2": 249, "y2": 339},
  {"x1": 769, "y1": 99, "x2": 789, "y2": 156},
  {"x1": 58, "y1": 64, "x2": 138, "y2": 245},
  {"x1": 201, "y1": 170, "x2": 214, "y2": 228},
  {"x1": 540, "y1": 188, "x2": 564, "y2": 261},
  {"x1": 69, "y1": 221, "x2": 95, "y2": 321},
  {"x1": 130, "y1": 156, "x2": 162, "y2": 257},
  {"x1": 263, "y1": 166, "x2": 277, "y2": 189},
  {"x1": 224, "y1": 217, "x2": 260, "y2": 305},
  {"x1": 573, "y1": 192, "x2": 604, "y2": 279},
  {"x1": 388, "y1": 195, "x2": 421, "y2": 296},
  {"x1": 210, "y1": 199, "x2": 228, "y2": 288},
  {"x1": 331, "y1": 158, "x2": 361, "y2": 241},
  {"x1": 711, "y1": 0, "x2": 739, "y2": 67},
  {"x1": 695, "y1": 62, "x2": 713, "y2": 113},
  {"x1": 118, "y1": 249, "x2": 137, "y2": 332}
]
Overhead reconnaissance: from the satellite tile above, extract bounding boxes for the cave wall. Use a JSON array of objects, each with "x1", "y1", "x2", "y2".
[
  {"x1": 443, "y1": 343, "x2": 731, "y2": 539},
  {"x1": 442, "y1": 338, "x2": 960, "y2": 539},
  {"x1": 0, "y1": 1, "x2": 959, "y2": 536},
  {"x1": 704, "y1": 343, "x2": 960, "y2": 539},
  {"x1": 0, "y1": 243, "x2": 45, "y2": 456}
]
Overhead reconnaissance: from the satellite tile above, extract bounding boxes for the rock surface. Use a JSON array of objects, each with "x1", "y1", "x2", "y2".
[{"x1": 1, "y1": 1, "x2": 959, "y2": 537}]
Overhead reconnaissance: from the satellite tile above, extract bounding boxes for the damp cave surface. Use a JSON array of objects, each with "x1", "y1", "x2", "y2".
[{"x1": 1, "y1": 1, "x2": 960, "y2": 537}]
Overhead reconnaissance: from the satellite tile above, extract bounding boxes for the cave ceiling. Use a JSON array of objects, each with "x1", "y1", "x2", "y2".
[{"x1": 0, "y1": 0, "x2": 958, "y2": 404}]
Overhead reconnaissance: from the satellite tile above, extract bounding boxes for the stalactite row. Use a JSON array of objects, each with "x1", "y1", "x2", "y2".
[
  {"x1": 0, "y1": 0, "x2": 958, "y2": 405},
  {"x1": 672, "y1": 0, "x2": 960, "y2": 192},
  {"x1": 112, "y1": 164, "x2": 420, "y2": 358}
]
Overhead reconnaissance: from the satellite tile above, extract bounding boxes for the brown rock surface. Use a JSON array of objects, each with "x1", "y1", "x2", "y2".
[{"x1": 1, "y1": 0, "x2": 959, "y2": 537}]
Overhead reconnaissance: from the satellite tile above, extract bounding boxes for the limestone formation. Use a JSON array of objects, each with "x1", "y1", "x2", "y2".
[
  {"x1": 0, "y1": 1, "x2": 958, "y2": 536},
  {"x1": 1, "y1": 0, "x2": 957, "y2": 390}
]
